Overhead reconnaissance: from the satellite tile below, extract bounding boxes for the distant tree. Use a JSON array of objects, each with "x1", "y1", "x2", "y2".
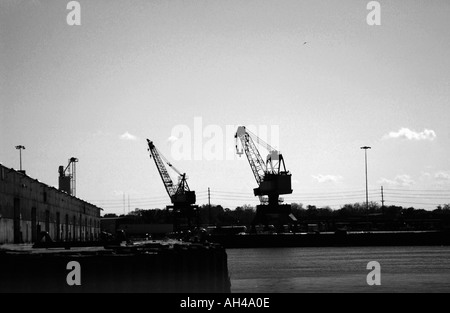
[
  {"x1": 338, "y1": 202, "x2": 381, "y2": 217},
  {"x1": 198, "y1": 204, "x2": 225, "y2": 225},
  {"x1": 218, "y1": 207, "x2": 236, "y2": 225},
  {"x1": 127, "y1": 208, "x2": 142, "y2": 217},
  {"x1": 103, "y1": 213, "x2": 118, "y2": 218},
  {"x1": 291, "y1": 203, "x2": 306, "y2": 220},
  {"x1": 436, "y1": 204, "x2": 450, "y2": 211},
  {"x1": 316, "y1": 207, "x2": 332, "y2": 218}
]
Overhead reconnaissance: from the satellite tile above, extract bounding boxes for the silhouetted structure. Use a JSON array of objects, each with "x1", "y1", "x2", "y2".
[
  {"x1": 146, "y1": 139, "x2": 198, "y2": 230},
  {"x1": 235, "y1": 126, "x2": 296, "y2": 231},
  {"x1": 0, "y1": 241, "x2": 231, "y2": 293},
  {"x1": 0, "y1": 163, "x2": 102, "y2": 244}
]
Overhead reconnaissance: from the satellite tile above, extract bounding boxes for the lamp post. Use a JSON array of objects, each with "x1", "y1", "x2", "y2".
[
  {"x1": 15, "y1": 145, "x2": 26, "y2": 172},
  {"x1": 360, "y1": 146, "x2": 371, "y2": 210}
]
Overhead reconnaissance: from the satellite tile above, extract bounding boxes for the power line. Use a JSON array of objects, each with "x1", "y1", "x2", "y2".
[
  {"x1": 383, "y1": 188, "x2": 450, "y2": 193},
  {"x1": 88, "y1": 196, "x2": 168, "y2": 203},
  {"x1": 384, "y1": 190, "x2": 450, "y2": 197},
  {"x1": 212, "y1": 189, "x2": 379, "y2": 195},
  {"x1": 383, "y1": 194, "x2": 450, "y2": 200},
  {"x1": 92, "y1": 187, "x2": 449, "y2": 211},
  {"x1": 90, "y1": 188, "x2": 385, "y2": 203},
  {"x1": 388, "y1": 200, "x2": 445, "y2": 207}
]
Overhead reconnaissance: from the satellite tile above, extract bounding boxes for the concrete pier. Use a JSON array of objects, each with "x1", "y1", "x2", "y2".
[{"x1": 0, "y1": 240, "x2": 231, "y2": 293}]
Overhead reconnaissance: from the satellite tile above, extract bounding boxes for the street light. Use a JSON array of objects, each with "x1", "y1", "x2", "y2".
[
  {"x1": 15, "y1": 145, "x2": 26, "y2": 171},
  {"x1": 360, "y1": 146, "x2": 371, "y2": 210}
]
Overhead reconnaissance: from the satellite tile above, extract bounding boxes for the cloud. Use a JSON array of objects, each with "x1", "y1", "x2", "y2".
[
  {"x1": 120, "y1": 132, "x2": 138, "y2": 141},
  {"x1": 435, "y1": 171, "x2": 450, "y2": 181},
  {"x1": 167, "y1": 135, "x2": 178, "y2": 143},
  {"x1": 378, "y1": 174, "x2": 415, "y2": 187},
  {"x1": 312, "y1": 174, "x2": 343, "y2": 183},
  {"x1": 420, "y1": 171, "x2": 450, "y2": 186},
  {"x1": 383, "y1": 128, "x2": 436, "y2": 141},
  {"x1": 420, "y1": 172, "x2": 432, "y2": 179}
]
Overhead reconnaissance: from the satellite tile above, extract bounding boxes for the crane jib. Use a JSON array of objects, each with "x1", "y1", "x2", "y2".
[
  {"x1": 146, "y1": 139, "x2": 196, "y2": 206},
  {"x1": 235, "y1": 127, "x2": 292, "y2": 200}
]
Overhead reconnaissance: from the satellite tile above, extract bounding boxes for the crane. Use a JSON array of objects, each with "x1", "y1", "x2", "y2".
[
  {"x1": 235, "y1": 126, "x2": 296, "y2": 230},
  {"x1": 58, "y1": 157, "x2": 78, "y2": 196},
  {"x1": 147, "y1": 139, "x2": 197, "y2": 229}
]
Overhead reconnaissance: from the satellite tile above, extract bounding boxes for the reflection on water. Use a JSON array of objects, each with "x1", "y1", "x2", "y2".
[{"x1": 227, "y1": 246, "x2": 450, "y2": 293}]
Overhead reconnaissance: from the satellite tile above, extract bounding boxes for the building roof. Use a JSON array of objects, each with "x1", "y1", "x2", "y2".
[{"x1": 0, "y1": 163, "x2": 103, "y2": 211}]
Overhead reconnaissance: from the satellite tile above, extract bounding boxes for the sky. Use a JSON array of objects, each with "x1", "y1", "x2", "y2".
[{"x1": 1, "y1": 0, "x2": 449, "y2": 215}]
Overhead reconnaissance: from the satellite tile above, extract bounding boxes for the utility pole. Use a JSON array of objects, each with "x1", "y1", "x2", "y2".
[
  {"x1": 360, "y1": 146, "x2": 371, "y2": 210},
  {"x1": 208, "y1": 187, "x2": 211, "y2": 225},
  {"x1": 15, "y1": 145, "x2": 25, "y2": 172},
  {"x1": 381, "y1": 186, "x2": 385, "y2": 208}
]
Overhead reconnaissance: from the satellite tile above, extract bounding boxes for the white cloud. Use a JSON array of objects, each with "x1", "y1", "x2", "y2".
[
  {"x1": 378, "y1": 174, "x2": 415, "y2": 187},
  {"x1": 312, "y1": 174, "x2": 343, "y2": 183},
  {"x1": 167, "y1": 135, "x2": 178, "y2": 143},
  {"x1": 420, "y1": 171, "x2": 450, "y2": 186},
  {"x1": 420, "y1": 172, "x2": 432, "y2": 179},
  {"x1": 383, "y1": 128, "x2": 436, "y2": 141},
  {"x1": 435, "y1": 171, "x2": 450, "y2": 181},
  {"x1": 120, "y1": 131, "x2": 138, "y2": 141}
]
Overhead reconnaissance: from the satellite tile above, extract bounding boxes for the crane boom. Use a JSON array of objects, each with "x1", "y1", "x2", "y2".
[
  {"x1": 147, "y1": 139, "x2": 196, "y2": 206},
  {"x1": 147, "y1": 139, "x2": 178, "y2": 198},
  {"x1": 235, "y1": 126, "x2": 266, "y2": 185}
]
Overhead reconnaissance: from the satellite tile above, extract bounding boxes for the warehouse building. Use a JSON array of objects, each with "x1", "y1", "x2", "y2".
[{"x1": 0, "y1": 163, "x2": 102, "y2": 244}]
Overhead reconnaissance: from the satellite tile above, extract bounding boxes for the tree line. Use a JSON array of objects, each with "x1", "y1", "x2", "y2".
[{"x1": 103, "y1": 202, "x2": 450, "y2": 232}]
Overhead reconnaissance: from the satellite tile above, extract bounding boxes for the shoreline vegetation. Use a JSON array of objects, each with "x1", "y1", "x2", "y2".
[{"x1": 104, "y1": 202, "x2": 450, "y2": 233}]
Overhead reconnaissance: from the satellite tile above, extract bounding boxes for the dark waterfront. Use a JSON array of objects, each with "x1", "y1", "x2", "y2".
[{"x1": 227, "y1": 246, "x2": 450, "y2": 293}]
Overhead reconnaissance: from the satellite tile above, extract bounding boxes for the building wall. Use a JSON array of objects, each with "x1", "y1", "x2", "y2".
[{"x1": 0, "y1": 164, "x2": 102, "y2": 244}]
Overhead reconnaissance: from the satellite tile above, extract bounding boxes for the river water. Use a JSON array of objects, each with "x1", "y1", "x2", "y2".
[{"x1": 226, "y1": 246, "x2": 450, "y2": 293}]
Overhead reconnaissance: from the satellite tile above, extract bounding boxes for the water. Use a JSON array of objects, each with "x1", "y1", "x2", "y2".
[{"x1": 226, "y1": 246, "x2": 450, "y2": 293}]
